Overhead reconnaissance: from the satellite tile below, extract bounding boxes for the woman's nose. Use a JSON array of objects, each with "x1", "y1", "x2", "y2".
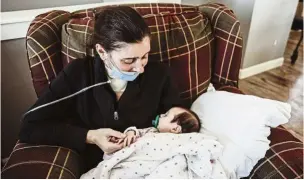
[{"x1": 133, "y1": 59, "x2": 144, "y2": 73}]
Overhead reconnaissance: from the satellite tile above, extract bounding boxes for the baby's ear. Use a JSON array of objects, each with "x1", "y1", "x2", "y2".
[{"x1": 170, "y1": 125, "x2": 181, "y2": 134}]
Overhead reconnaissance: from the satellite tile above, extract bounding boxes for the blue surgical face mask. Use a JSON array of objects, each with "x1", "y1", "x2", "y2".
[
  {"x1": 107, "y1": 65, "x2": 139, "y2": 81},
  {"x1": 103, "y1": 53, "x2": 140, "y2": 81}
]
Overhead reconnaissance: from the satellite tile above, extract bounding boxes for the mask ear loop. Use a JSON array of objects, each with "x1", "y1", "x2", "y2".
[
  {"x1": 105, "y1": 53, "x2": 140, "y2": 76},
  {"x1": 96, "y1": 47, "x2": 117, "y2": 71},
  {"x1": 103, "y1": 52, "x2": 121, "y2": 73},
  {"x1": 101, "y1": 52, "x2": 124, "y2": 80},
  {"x1": 102, "y1": 52, "x2": 114, "y2": 69}
]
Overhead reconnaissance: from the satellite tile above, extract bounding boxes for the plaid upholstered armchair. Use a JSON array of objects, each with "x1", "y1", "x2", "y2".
[{"x1": 1, "y1": 3, "x2": 303, "y2": 179}]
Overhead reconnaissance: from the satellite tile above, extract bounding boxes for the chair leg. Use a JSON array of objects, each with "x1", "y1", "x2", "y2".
[{"x1": 291, "y1": 30, "x2": 303, "y2": 64}]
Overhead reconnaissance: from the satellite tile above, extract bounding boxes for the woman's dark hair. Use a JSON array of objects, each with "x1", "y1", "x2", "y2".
[
  {"x1": 171, "y1": 108, "x2": 201, "y2": 133},
  {"x1": 92, "y1": 6, "x2": 150, "y2": 52}
]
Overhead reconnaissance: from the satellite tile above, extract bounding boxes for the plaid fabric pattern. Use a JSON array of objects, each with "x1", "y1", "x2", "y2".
[
  {"x1": 3, "y1": 2, "x2": 302, "y2": 179},
  {"x1": 62, "y1": 3, "x2": 214, "y2": 107},
  {"x1": 218, "y1": 85, "x2": 245, "y2": 94},
  {"x1": 26, "y1": 10, "x2": 71, "y2": 97},
  {"x1": 199, "y1": 3, "x2": 243, "y2": 89},
  {"x1": 61, "y1": 13, "x2": 95, "y2": 67},
  {"x1": 246, "y1": 126, "x2": 303, "y2": 179},
  {"x1": 1, "y1": 142, "x2": 81, "y2": 179}
]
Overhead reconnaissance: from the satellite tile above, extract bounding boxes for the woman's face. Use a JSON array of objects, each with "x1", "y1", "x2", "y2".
[{"x1": 97, "y1": 36, "x2": 150, "y2": 74}]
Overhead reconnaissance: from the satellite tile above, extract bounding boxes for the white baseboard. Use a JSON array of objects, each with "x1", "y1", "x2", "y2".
[
  {"x1": 1, "y1": 0, "x2": 181, "y2": 41},
  {"x1": 239, "y1": 57, "x2": 284, "y2": 79}
]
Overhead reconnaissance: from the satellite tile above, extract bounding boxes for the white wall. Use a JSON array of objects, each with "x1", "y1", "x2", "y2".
[
  {"x1": 183, "y1": 0, "x2": 298, "y2": 78},
  {"x1": 1, "y1": 0, "x2": 180, "y2": 11},
  {"x1": 243, "y1": 0, "x2": 298, "y2": 68},
  {"x1": 104, "y1": 0, "x2": 181, "y2": 2},
  {"x1": 1, "y1": 0, "x2": 101, "y2": 12},
  {"x1": 1, "y1": 39, "x2": 38, "y2": 160}
]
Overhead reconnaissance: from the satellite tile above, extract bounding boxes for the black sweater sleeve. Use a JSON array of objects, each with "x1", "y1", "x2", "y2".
[
  {"x1": 158, "y1": 67, "x2": 182, "y2": 113},
  {"x1": 19, "y1": 62, "x2": 89, "y2": 152}
]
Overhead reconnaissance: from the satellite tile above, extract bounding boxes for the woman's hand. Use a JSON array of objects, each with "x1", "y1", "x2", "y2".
[
  {"x1": 86, "y1": 128, "x2": 126, "y2": 154},
  {"x1": 121, "y1": 131, "x2": 137, "y2": 148}
]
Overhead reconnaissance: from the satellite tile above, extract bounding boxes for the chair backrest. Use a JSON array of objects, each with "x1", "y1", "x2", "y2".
[{"x1": 26, "y1": 3, "x2": 242, "y2": 107}]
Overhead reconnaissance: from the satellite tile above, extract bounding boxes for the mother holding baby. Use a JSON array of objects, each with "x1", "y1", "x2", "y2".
[{"x1": 19, "y1": 6, "x2": 196, "y2": 172}]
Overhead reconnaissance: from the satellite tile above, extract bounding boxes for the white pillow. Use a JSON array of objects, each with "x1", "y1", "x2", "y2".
[
  {"x1": 207, "y1": 83, "x2": 216, "y2": 92},
  {"x1": 190, "y1": 91, "x2": 291, "y2": 178}
]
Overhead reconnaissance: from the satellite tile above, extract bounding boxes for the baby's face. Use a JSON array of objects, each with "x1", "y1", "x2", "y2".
[{"x1": 157, "y1": 107, "x2": 187, "y2": 133}]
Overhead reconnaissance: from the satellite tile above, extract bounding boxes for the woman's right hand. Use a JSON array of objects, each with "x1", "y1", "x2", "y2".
[{"x1": 86, "y1": 128, "x2": 126, "y2": 154}]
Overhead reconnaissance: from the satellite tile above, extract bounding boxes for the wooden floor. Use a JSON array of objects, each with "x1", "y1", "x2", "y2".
[{"x1": 239, "y1": 30, "x2": 303, "y2": 141}]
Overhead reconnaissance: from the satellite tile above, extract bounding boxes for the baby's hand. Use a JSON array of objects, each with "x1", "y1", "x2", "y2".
[{"x1": 121, "y1": 131, "x2": 137, "y2": 148}]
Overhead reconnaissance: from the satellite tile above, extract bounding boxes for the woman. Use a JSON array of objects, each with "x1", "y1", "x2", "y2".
[{"x1": 19, "y1": 6, "x2": 182, "y2": 171}]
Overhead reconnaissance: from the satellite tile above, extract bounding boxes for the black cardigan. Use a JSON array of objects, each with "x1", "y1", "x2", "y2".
[{"x1": 19, "y1": 56, "x2": 181, "y2": 170}]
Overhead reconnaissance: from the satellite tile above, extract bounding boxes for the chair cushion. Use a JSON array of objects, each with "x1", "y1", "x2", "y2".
[
  {"x1": 1, "y1": 142, "x2": 81, "y2": 179},
  {"x1": 61, "y1": 3, "x2": 214, "y2": 107}
]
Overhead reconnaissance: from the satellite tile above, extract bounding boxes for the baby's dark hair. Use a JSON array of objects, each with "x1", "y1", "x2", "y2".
[{"x1": 171, "y1": 108, "x2": 201, "y2": 133}]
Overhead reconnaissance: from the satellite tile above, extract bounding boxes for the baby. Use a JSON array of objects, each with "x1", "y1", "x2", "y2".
[{"x1": 104, "y1": 106, "x2": 201, "y2": 159}]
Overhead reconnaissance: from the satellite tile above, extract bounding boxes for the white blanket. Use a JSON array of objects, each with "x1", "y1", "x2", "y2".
[{"x1": 81, "y1": 133, "x2": 227, "y2": 179}]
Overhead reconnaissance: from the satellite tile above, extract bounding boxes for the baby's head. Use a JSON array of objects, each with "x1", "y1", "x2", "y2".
[{"x1": 154, "y1": 107, "x2": 201, "y2": 134}]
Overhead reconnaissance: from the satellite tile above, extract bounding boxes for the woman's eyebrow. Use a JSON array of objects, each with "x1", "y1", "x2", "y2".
[{"x1": 121, "y1": 51, "x2": 150, "y2": 60}]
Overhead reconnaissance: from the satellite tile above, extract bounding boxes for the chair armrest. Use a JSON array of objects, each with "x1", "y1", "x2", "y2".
[
  {"x1": 246, "y1": 126, "x2": 303, "y2": 179},
  {"x1": 26, "y1": 10, "x2": 71, "y2": 97},
  {"x1": 217, "y1": 85, "x2": 244, "y2": 94},
  {"x1": 1, "y1": 142, "x2": 82, "y2": 179},
  {"x1": 199, "y1": 3, "x2": 243, "y2": 88}
]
